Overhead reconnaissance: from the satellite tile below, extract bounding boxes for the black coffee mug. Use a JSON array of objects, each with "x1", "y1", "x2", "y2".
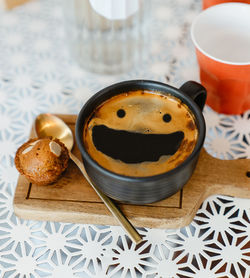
[{"x1": 76, "y1": 80, "x2": 206, "y2": 204}]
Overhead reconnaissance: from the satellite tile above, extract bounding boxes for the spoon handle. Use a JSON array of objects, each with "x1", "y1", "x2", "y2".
[{"x1": 69, "y1": 152, "x2": 143, "y2": 245}]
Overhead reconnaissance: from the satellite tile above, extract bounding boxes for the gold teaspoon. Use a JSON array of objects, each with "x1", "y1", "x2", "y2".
[{"x1": 35, "y1": 113, "x2": 142, "y2": 244}]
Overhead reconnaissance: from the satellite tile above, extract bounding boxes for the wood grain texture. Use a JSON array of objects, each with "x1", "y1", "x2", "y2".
[{"x1": 13, "y1": 114, "x2": 250, "y2": 228}]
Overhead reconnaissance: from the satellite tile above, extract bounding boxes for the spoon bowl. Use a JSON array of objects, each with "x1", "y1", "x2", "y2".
[
  {"x1": 35, "y1": 113, "x2": 73, "y2": 151},
  {"x1": 35, "y1": 113, "x2": 142, "y2": 244}
]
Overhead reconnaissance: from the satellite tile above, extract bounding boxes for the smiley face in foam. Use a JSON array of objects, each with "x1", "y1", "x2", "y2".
[{"x1": 83, "y1": 90, "x2": 198, "y2": 177}]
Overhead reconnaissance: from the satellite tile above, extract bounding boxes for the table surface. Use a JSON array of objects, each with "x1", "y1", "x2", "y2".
[{"x1": 0, "y1": 0, "x2": 249, "y2": 277}]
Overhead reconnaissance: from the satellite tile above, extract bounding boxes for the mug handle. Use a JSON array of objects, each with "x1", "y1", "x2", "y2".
[{"x1": 179, "y1": 81, "x2": 207, "y2": 111}]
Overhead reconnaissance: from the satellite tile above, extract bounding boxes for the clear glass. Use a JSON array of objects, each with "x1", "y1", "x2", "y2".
[{"x1": 63, "y1": 0, "x2": 151, "y2": 74}]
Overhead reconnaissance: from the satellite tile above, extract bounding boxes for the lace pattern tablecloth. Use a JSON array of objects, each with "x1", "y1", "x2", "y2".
[{"x1": 0, "y1": 0, "x2": 249, "y2": 277}]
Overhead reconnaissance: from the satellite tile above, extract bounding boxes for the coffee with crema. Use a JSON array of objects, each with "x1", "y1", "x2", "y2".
[{"x1": 83, "y1": 90, "x2": 198, "y2": 177}]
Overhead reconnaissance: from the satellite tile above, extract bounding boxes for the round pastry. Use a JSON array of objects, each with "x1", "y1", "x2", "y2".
[{"x1": 15, "y1": 137, "x2": 69, "y2": 185}]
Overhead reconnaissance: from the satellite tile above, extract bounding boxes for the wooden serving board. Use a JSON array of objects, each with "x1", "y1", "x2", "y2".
[{"x1": 14, "y1": 114, "x2": 250, "y2": 229}]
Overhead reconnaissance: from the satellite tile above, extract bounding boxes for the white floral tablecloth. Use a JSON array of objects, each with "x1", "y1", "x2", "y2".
[{"x1": 0, "y1": 0, "x2": 249, "y2": 277}]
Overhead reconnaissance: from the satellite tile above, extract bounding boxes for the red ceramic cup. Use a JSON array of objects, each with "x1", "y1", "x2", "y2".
[
  {"x1": 191, "y1": 3, "x2": 250, "y2": 114},
  {"x1": 203, "y1": 0, "x2": 250, "y2": 10}
]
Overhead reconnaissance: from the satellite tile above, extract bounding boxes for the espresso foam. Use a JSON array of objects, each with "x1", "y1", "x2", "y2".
[{"x1": 83, "y1": 90, "x2": 198, "y2": 177}]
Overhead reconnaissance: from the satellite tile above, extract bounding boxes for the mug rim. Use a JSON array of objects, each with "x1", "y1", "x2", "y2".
[
  {"x1": 191, "y1": 2, "x2": 250, "y2": 66},
  {"x1": 75, "y1": 79, "x2": 206, "y2": 182}
]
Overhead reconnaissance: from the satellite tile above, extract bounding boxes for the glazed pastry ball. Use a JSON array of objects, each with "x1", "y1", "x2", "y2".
[{"x1": 15, "y1": 137, "x2": 69, "y2": 185}]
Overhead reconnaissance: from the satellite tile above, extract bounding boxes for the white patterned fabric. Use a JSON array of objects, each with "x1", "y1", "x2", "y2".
[{"x1": 0, "y1": 0, "x2": 249, "y2": 277}]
